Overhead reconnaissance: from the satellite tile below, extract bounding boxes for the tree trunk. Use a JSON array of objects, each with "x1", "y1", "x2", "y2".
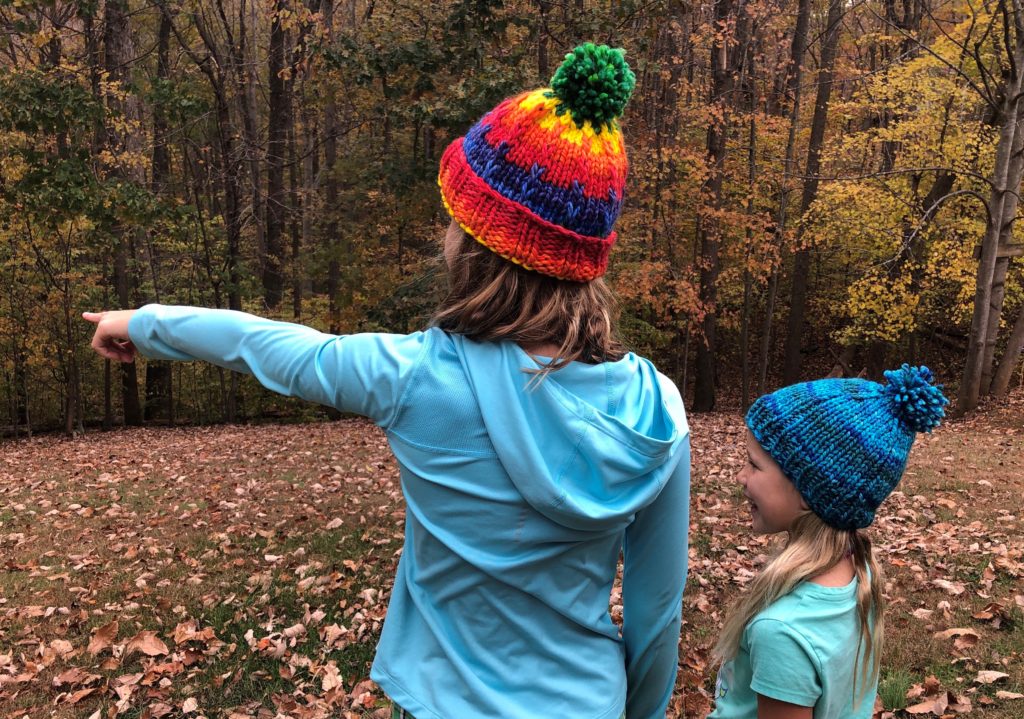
[
  {"x1": 693, "y1": 0, "x2": 740, "y2": 411},
  {"x1": 12, "y1": 339, "x2": 28, "y2": 435},
  {"x1": 758, "y1": 272, "x2": 780, "y2": 393},
  {"x1": 104, "y1": 0, "x2": 143, "y2": 426},
  {"x1": 113, "y1": 245, "x2": 142, "y2": 425},
  {"x1": 145, "y1": 7, "x2": 174, "y2": 424},
  {"x1": 168, "y1": 1, "x2": 245, "y2": 418},
  {"x1": 241, "y1": 0, "x2": 268, "y2": 268},
  {"x1": 959, "y1": 1, "x2": 1024, "y2": 414},
  {"x1": 302, "y1": 91, "x2": 318, "y2": 299},
  {"x1": 323, "y1": 0, "x2": 342, "y2": 334},
  {"x1": 980, "y1": 257, "x2": 1013, "y2": 393},
  {"x1": 781, "y1": 0, "x2": 844, "y2": 384},
  {"x1": 63, "y1": 248, "x2": 85, "y2": 435},
  {"x1": 537, "y1": 1, "x2": 550, "y2": 80},
  {"x1": 289, "y1": 97, "x2": 303, "y2": 318},
  {"x1": 992, "y1": 299, "x2": 1024, "y2": 396},
  {"x1": 264, "y1": 0, "x2": 289, "y2": 309},
  {"x1": 178, "y1": 6, "x2": 245, "y2": 317},
  {"x1": 741, "y1": 32, "x2": 758, "y2": 411},
  {"x1": 759, "y1": 0, "x2": 811, "y2": 392},
  {"x1": 103, "y1": 360, "x2": 112, "y2": 430},
  {"x1": 980, "y1": 118, "x2": 1024, "y2": 393},
  {"x1": 291, "y1": 5, "x2": 319, "y2": 318}
]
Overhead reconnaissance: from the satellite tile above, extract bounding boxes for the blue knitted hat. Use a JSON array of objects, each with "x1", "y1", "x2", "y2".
[{"x1": 745, "y1": 365, "x2": 949, "y2": 530}]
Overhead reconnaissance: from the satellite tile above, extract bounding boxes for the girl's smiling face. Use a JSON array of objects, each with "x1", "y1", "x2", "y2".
[{"x1": 737, "y1": 429, "x2": 807, "y2": 534}]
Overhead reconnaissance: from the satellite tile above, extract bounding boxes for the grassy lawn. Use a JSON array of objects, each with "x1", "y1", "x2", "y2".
[
  {"x1": 679, "y1": 392, "x2": 1024, "y2": 718},
  {"x1": 1, "y1": 391, "x2": 1021, "y2": 718}
]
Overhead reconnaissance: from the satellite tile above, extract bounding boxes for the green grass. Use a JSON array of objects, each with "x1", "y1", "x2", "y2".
[
  {"x1": 184, "y1": 562, "x2": 382, "y2": 711},
  {"x1": 988, "y1": 608, "x2": 1024, "y2": 654},
  {"x1": 2, "y1": 409, "x2": 1021, "y2": 718},
  {"x1": 278, "y1": 528, "x2": 353, "y2": 559},
  {"x1": 925, "y1": 658, "x2": 965, "y2": 687},
  {"x1": 953, "y1": 555, "x2": 997, "y2": 584},
  {"x1": 691, "y1": 532, "x2": 712, "y2": 557},
  {"x1": 878, "y1": 667, "x2": 914, "y2": 711}
]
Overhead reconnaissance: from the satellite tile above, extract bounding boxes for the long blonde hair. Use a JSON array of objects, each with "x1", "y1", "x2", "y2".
[
  {"x1": 712, "y1": 511, "x2": 885, "y2": 706},
  {"x1": 431, "y1": 228, "x2": 627, "y2": 372}
]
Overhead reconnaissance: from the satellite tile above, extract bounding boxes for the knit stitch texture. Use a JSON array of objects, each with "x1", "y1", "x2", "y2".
[
  {"x1": 438, "y1": 43, "x2": 633, "y2": 281},
  {"x1": 745, "y1": 365, "x2": 948, "y2": 530}
]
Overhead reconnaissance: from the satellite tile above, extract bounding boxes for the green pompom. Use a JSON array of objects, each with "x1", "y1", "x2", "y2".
[{"x1": 550, "y1": 43, "x2": 636, "y2": 129}]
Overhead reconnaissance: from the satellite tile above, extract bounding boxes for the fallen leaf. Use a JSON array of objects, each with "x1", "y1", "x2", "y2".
[
  {"x1": 932, "y1": 579, "x2": 966, "y2": 595},
  {"x1": 282, "y1": 622, "x2": 306, "y2": 639},
  {"x1": 173, "y1": 620, "x2": 198, "y2": 644},
  {"x1": 88, "y1": 620, "x2": 119, "y2": 656},
  {"x1": 972, "y1": 601, "x2": 1007, "y2": 622},
  {"x1": 52, "y1": 667, "x2": 100, "y2": 687},
  {"x1": 949, "y1": 692, "x2": 972, "y2": 712},
  {"x1": 67, "y1": 687, "x2": 98, "y2": 704},
  {"x1": 954, "y1": 634, "x2": 978, "y2": 652},
  {"x1": 933, "y1": 628, "x2": 978, "y2": 640},
  {"x1": 975, "y1": 670, "x2": 1009, "y2": 684},
  {"x1": 906, "y1": 695, "x2": 948, "y2": 715},
  {"x1": 321, "y1": 661, "x2": 342, "y2": 692},
  {"x1": 124, "y1": 630, "x2": 169, "y2": 657},
  {"x1": 49, "y1": 639, "x2": 74, "y2": 656}
]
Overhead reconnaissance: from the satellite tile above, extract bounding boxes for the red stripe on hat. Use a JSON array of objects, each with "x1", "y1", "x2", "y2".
[{"x1": 438, "y1": 138, "x2": 615, "y2": 282}]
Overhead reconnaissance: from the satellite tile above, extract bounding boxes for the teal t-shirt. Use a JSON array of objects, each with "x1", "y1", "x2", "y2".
[{"x1": 708, "y1": 576, "x2": 876, "y2": 719}]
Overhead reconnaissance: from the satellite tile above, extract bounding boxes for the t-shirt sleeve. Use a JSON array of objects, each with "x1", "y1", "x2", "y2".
[
  {"x1": 127, "y1": 304, "x2": 428, "y2": 426},
  {"x1": 746, "y1": 618, "x2": 822, "y2": 707}
]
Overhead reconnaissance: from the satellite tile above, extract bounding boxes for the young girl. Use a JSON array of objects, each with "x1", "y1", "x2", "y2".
[
  {"x1": 84, "y1": 44, "x2": 691, "y2": 719},
  {"x1": 708, "y1": 366, "x2": 948, "y2": 719}
]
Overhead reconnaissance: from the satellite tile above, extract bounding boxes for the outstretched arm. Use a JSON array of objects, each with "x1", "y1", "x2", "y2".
[{"x1": 83, "y1": 305, "x2": 428, "y2": 426}]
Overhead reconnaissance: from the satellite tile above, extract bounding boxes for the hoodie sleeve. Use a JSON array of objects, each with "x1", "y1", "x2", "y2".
[
  {"x1": 127, "y1": 304, "x2": 427, "y2": 427},
  {"x1": 622, "y1": 433, "x2": 690, "y2": 719}
]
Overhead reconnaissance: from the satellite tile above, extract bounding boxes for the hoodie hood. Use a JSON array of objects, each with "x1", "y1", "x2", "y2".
[{"x1": 453, "y1": 335, "x2": 688, "y2": 532}]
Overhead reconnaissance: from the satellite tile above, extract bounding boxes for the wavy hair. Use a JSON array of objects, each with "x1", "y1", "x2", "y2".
[
  {"x1": 431, "y1": 227, "x2": 627, "y2": 374},
  {"x1": 712, "y1": 511, "x2": 885, "y2": 707}
]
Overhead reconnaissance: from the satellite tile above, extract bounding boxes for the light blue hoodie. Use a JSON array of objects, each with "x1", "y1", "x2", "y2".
[{"x1": 128, "y1": 305, "x2": 691, "y2": 719}]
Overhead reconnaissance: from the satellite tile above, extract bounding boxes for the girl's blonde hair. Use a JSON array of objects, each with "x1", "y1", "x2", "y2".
[
  {"x1": 712, "y1": 511, "x2": 885, "y2": 707},
  {"x1": 431, "y1": 228, "x2": 627, "y2": 372}
]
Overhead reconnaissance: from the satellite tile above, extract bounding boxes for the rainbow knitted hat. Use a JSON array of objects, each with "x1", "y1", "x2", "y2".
[
  {"x1": 746, "y1": 365, "x2": 949, "y2": 530},
  {"x1": 438, "y1": 43, "x2": 635, "y2": 282}
]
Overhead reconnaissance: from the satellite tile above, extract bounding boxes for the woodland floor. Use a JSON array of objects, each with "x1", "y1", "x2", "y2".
[{"x1": 1, "y1": 390, "x2": 1022, "y2": 719}]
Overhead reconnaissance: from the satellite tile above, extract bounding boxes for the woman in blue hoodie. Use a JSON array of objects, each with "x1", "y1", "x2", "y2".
[{"x1": 84, "y1": 44, "x2": 690, "y2": 719}]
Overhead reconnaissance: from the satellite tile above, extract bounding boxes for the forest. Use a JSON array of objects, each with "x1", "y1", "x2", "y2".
[{"x1": 1, "y1": 0, "x2": 1023, "y2": 434}]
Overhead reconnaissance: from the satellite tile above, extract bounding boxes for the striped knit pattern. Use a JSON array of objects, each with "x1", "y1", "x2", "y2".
[
  {"x1": 438, "y1": 88, "x2": 629, "y2": 282},
  {"x1": 746, "y1": 367, "x2": 947, "y2": 530}
]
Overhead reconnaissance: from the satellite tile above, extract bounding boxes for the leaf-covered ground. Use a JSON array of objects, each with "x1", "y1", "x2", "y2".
[{"x1": 1, "y1": 391, "x2": 1022, "y2": 719}]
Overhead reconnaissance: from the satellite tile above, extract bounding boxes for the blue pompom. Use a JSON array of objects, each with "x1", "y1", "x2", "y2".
[{"x1": 882, "y1": 364, "x2": 949, "y2": 433}]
